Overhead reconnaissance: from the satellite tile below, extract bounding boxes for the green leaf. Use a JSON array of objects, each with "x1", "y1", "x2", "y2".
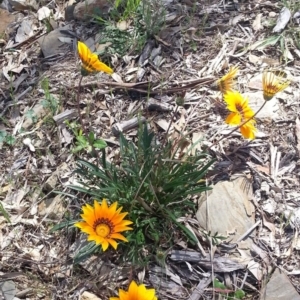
[
  {"x1": 0, "y1": 201, "x2": 10, "y2": 223},
  {"x1": 0, "y1": 131, "x2": 7, "y2": 143},
  {"x1": 50, "y1": 220, "x2": 77, "y2": 232},
  {"x1": 73, "y1": 241, "x2": 99, "y2": 264},
  {"x1": 136, "y1": 229, "x2": 145, "y2": 245},
  {"x1": 165, "y1": 210, "x2": 197, "y2": 244},
  {"x1": 234, "y1": 289, "x2": 246, "y2": 299},
  {"x1": 72, "y1": 145, "x2": 85, "y2": 153},
  {"x1": 76, "y1": 135, "x2": 88, "y2": 145},
  {"x1": 249, "y1": 35, "x2": 281, "y2": 51},
  {"x1": 93, "y1": 139, "x2": 107, "y2": 149},
  {"x1": 213, "y1": 279, "x2": 226, "y2": 289},
  {"x1": 88, "y1": 132, "x2": 95, "y2": 143},
  {"x1": 5, "y1": 135, "x2": 15, "y2": 145}
]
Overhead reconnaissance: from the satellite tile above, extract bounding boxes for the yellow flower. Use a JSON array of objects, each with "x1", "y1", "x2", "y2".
[
  {"x1": 262, "y1": 71, "x2": 290, "y2": 101},
  {"x1": 216, "y1": 66, "x2": 239, "y2": 94},
  {"x1": 77, "y1": 41, "x2": 113, "y2": 76},
  {"x1": 74, "y1": 199, "x2": 133, "y2": 251},
  {"x1": 224, "y1": 91, "x2": 257, "y2": 140},
  {"x1": 110, "y1": 281, "x2": 157, "y2": 300}
]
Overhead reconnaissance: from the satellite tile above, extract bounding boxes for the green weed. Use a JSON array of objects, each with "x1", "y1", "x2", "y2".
[
  {"x1": 0, "y1": 130, "x2": 16, "y2": 146},
  {"x1": 213, "y1": 278, "x2": 246, "y2": 299},
  {"x1": 94, "y1": 0, "x2": 166, "y2": 57},
  {"x1": 0, "y1": 201, "x2": 10, "y2": 223},
  {"x1": 250, "y1": 1, "x2": 300, "y2": 62},
  {"x1": 66, "y1": 121, "x2": 107, "y2": 154},
  {"x1": 41, "y1": 78, "x2": 59, "y2": 115}
]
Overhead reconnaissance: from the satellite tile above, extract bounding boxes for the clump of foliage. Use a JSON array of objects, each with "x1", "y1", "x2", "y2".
[{"x1": 69, "y1": 124, "x2": 215, "y2": 265}]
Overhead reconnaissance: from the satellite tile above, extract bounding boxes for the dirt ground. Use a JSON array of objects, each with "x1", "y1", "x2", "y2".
[{"x1": 1, "y1": 0, "x2": 300, "y2": 299}]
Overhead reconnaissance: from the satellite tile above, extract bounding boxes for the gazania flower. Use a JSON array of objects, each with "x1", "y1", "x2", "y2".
[
  {"x1": 77, "y1": 41, "x2": 113, "y2": 76},
  {"x1": 224, "y1": 91, "x2": 257, "y2": 140},
  {"x1": 215, "y1": 66, "x2": 239, "y2": 94},
  {"x1": 110, "y1": 281, "x2": 157, "y2": 300},
  {"x1": 74, "y1": 199, "x2": 133, "y2": 251},
  {"x1": 262, "y1": 71, "x2": 290, "y2": 101}
]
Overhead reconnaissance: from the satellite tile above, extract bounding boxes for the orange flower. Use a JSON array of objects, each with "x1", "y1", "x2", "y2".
[
  {"x1": 262, "y1": 71, "x2": 290, "y2": 101},
  {"x1": 224, "y1": 91, "x2": 256, "y2": 140},
  {"x1": 216, "y1": 66, "x2": 239, "y2": 94},
  {"x1": 77, "y1": 41, "x2": 113, "y2": 76},
  {"x1": 74, "y1": 199, "x2": 133, "y2": 251},
  {"x1": 110, "y1": 281, "x2": 157, "y2": 300}
]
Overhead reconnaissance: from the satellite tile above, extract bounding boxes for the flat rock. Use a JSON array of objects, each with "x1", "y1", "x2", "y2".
[
  {"x1": 37, "y1": 24, "x2": 73, "y2": 58},
  {"x1": 263, "y1": 268, "x2": 300, "y2": 300},
  {"x1": 245, "y1": 91, "x2": 280, "y2": 120},
  {"x1": 196, "y1": 177, "x2": 255, "y2": 244}
]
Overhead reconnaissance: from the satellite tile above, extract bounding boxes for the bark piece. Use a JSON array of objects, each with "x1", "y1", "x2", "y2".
[
  {"x1": 146, "y1": 98, "x2": 172, "y2": 112},
  {"x1": 53, "y1": 109, "x2": 77, "y2": 125},
  {"x1": 112, "y1": 117, "x2": 146, "y2": 136}
]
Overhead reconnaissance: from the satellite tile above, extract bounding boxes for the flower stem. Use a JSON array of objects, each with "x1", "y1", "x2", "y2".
[
  {"x1": 76, "y1": 75, "x2": 87, "y2": 136},
  {"x1": 210, "y1": 101, "x2": 267, "y2": 148}
]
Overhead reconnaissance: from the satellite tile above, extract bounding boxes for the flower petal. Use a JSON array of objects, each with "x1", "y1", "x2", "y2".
[
  {"x1": 225, "y1": 112, "x2": 241, "y2": 125},
  {"x1": 77, "y1": 41, "x2": 113, "y2": 75}
]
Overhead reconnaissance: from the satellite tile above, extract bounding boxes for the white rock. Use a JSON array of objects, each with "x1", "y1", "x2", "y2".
[
  {"x1": 261, "y1": 200, "x2": 276, "y2": 214},
  {"x1": 37, "y1": 6, "x2": 51, "y2": 20}
]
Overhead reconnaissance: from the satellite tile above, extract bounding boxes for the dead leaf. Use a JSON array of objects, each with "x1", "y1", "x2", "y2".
[
  {"x1": 156, "y1": 119, "x2": 169, "y2": 131},
  {"x1": 252, "y1": 13, "x2": 263, "y2": 31},
  {"x1": 273, "y1": 7, "x2": 291, "y2": 33},
  {"x1": 248, "y1": 260, "x2": 263, "y2": 280}
]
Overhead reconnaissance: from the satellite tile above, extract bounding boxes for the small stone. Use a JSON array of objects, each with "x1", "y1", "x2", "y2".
[
  {"x1": 261, "y1": 199, "x2": 276, "y2": 215},
  {"x1": 269, "y1": 12, "x2": 277, "y2": 17},
  {"x1": 80, "y1": 291, "x2": 102, "y2": 300},
  {"x1": 44, "y1": 173, "x2": 58, "y2": 191}
]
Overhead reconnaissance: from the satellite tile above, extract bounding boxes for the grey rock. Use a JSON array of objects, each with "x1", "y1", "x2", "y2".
[
  {"x1": 263, "y1": 268, "x2": 300, "y2": 300},
  {"x1": 246, "y1": 91, "x2": 280, "y2": 120},
  {"x1": 73, "y1": 0, "x2": 113, "y2": 21},
  {"x1": 0, "y1": 280, "x2": 16, "y2": 300},
  {"x1": 37, "y1": 24, "x2": 73, "y2": 58},
  {"x1": 196, "y1": 177, "x2": 255, "y2": 243}
]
